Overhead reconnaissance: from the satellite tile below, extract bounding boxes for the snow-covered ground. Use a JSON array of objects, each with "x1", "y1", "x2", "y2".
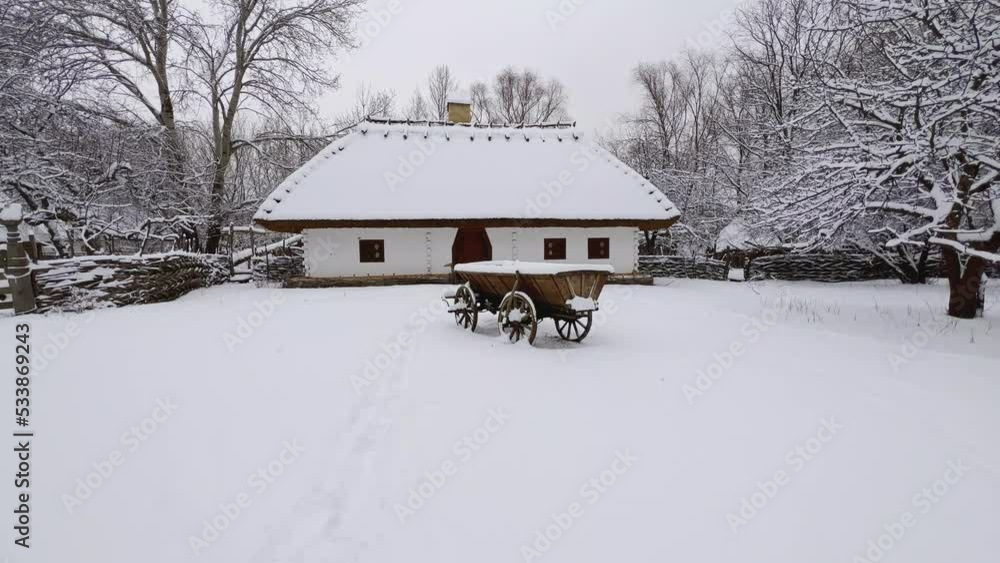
[{"x1": 5, "y1": 279, "x2": 999, "y2": 563}]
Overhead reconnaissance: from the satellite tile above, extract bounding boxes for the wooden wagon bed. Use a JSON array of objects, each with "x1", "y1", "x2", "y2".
[{"x1": 446, "y1": 261, "x2": 614, "y2": 345}]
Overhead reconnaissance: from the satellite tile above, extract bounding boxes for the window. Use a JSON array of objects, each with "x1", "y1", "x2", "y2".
[
  {"x1": 588, "y1": 238, "x2": 610, "y2": 259},
  {"x1": 544, "y1": 238, "x2": 566, "y2": 260},
  {"x1": 359, "y1": 239, "x2": 385, "y2": 263}
]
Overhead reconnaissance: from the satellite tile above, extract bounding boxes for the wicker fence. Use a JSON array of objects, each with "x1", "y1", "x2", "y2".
[
  {"x1": 639, "y1": 252, "x2": 1000, "y2": 283},
  {"x1": 252, "y1": 255, "x2": 305, "y2": 285},
  {"x1": 32, "y1": 253, "x2": 229, "y2": 313},
  {"x1": 25, "y1": 250, "x2": 997, "y2": 314},
  {"x1": 747, "y1": 253, "x2": 917, "y2": 282},
  {"x1": 637, "y1": 256, "x2": 728, "y2": 281}
]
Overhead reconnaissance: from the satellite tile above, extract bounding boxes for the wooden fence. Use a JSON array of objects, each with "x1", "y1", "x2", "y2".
[
  {"x1": 31, "y1": 253, "x2": 229, "y2": 313},
  {"x1": 0, "y1": 216, "x2": 304, "y2": 314},
  {"x1": 641, "y1": 253, "x2": 999, "y2": 283},
  {"x1": 746, "y1": 254, "x2": 897, "y2": 282},
  {"x1": 252, "y1": 255, "x2": 305, "y2": 285}
]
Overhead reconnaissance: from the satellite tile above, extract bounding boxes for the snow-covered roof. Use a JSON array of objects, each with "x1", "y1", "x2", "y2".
[
  {"x1": 255, "y1": 122, "x2": 679, "y2": 232},
  {"x1": 715, "y1": 218, "x2": 781, "y2": 253}
]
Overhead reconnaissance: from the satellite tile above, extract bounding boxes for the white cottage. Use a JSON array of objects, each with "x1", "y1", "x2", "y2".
[{"x1": 254, "y1": 110, "x2": 679, "y2": 282}]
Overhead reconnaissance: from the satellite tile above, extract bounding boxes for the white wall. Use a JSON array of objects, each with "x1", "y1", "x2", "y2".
[
  {"x1": 303, "y1": 226, "x2": 637, "y2": 277},
  {"x1": 487, "y1": 227, "x2": 636, "y2": 273},
  {"x1": 304, "y1": 228, "x2": 457, "y2": 277}
]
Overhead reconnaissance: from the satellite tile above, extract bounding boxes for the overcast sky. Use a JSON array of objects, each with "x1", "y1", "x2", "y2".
[{"x1": 319, "y1": 0, "x2": 744, "y2": 132}]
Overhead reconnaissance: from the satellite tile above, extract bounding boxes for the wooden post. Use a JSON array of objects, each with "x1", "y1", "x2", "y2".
[
  {"x1": 1, "y1": 205, "x2": 37, "y2": 315},
  {"x1": 249, "y1": 226, "x2": 256, "y2": 281},
  {"x1": 138, "y1": 223, "x2": 151, "y2": 256},
  {"x1": 26, "y1": 233, "x2": 37, "y2": 262},
  {"x1": 978, "y1": 272, "x2": 987, "y2": 318},
  {"x1": 249, "y1": 227, "x2": 256, "y2": 260},
  {"x1": 228, "y1": 222, "x2": 235, "y2": 277}
]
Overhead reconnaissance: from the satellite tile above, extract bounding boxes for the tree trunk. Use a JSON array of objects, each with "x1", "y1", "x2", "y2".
[
  {"x1": 915, "y1": 245, "x2": 930, "y2": 284},
  {"x1": 205, "y1": 224, "x2": 222, "y2": 255},
  {"x1": 204, "y1": 170, "x2": 227, "y2": 254},
  {"x1": 942, "y1": 247, "x2": 986, "y2": 319},
  {"x1": 204, "y1": 132, "x2": 234, "y2": 254},
  {"x1": 893, "y1": 245, "x2": 931, "y2": 284},
  {"x1": 640, "y1": 230, "x2": 658, "y2": 255}
]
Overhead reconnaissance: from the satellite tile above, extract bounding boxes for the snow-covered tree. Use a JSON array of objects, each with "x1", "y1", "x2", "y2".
[
  {"x1": 184, "y1": 0, "x2": 363, "y2": 253},
  {"x1": 766, "y1": 0, "x2": 1000, "y2": 318},
  {"x1": 0, "y1": 0, "x2": 185, "y2": 255},
  {"x1": 2, "y1": 0, "x2": 365, "y2": 256},
  {"x1": 606, "y1": 53, "x2": 734, "y2": 256},
  {"x1": 43, "y1": 0, "x2": 204, "y2": 248}
]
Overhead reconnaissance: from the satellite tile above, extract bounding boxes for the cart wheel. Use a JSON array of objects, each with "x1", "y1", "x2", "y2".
[
  {"x1": 498, "y1": 291, "x2": 538, "y2": 345},
  {"x1": 453, "y1": 285, "x2": 478, "y2": 332},
  {"x1": 555, "y1": 312, "x2": 593, "y2": 343}
]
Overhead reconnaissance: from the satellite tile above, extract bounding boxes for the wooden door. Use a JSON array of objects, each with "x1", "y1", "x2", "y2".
[{"x1": 452, "y1": 228, "x2": 493, "y2": 266}]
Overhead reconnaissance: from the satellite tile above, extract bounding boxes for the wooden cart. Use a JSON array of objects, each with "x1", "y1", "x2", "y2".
[{"x1": 446, "y1": 261, "x2": 613, "y2": 345}]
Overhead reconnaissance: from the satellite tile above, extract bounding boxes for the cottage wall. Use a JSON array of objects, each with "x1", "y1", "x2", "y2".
[
  {"x1": 303, "y1": 227, "x2": 638, "y2": 277},
  {"x1": 304, "y1": 228, "x2": 455, "y2": 277},
  {"x1": 486, "y1": 227, "x2": 636, "y2": 273}
]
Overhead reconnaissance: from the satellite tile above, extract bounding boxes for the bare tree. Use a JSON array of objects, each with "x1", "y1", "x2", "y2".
[
  {"x1": 42, "y1": 0, "x2": 223, "y2": 249},
  {"x1": 729, "y1": 0, "x2": 823, "y2": 150},
  {"x1": 404, "y1": 87, "x2": 429, "y2": 121},
  {"x1": 225, "y1": 114, "x2": 330, "y2": 216},
  {"x1": 335, "y1": 83, "x2": 396, "y2": 127},
  {"x1": 46, "y1": 0, "x2": 182, "y2": 132},
  {"x1": 469, "y1": 81, "x2": 493, "y2": 123},
  {"x1": 4, "y1": 0, "x2": 369, "y2": 257},
  {"x1": 631, "y1": 61, "x2": 687, "y2": 168},
  {"x1": 185, "y1": 0, "x2": 362, "y2": 253},
  {"x1": 610, "y1": 53, "x2": 733, "y2": 256},
  {"x1": 468, "y1": 67, "x2": 570, "y2": 125},
  {"x1": 1, "y1": 0, "x2": 187, "y2": 256},
  {"x1": 427, "y1": 64, "x2": 458, "y2": 121}
]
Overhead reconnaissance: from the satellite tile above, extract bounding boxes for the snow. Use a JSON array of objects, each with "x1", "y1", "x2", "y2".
[
  {"x1": 254, "y1": 122, "x2": 679, "y2": 225},
  {"x1": 929, "y1": 237, "x2": 1000, "y2": 264},
  {"x1": 231, "y1": 234, "x2": 303, "y2": 264},
  {"x1": 715, "y1": 218, "x2": 781, "y2": 253},
  {"x1": 455, "y1": 260, "x2": 615, "y2": 275},
  {"x1": 446, "y1": 298, "x2": 470, "y2": 312},
  {"x1": 0, "y1": 202, "x2": 22, "y2": 222},
  {"x1": 16, "y1": 222, "x2": 52, "y2": 243},
  {"x1": 7, "y1": 279, "x2": 1000, "y2": 563},
  {"x1": 47, "y1": 266, "x2": 118, "y2": 289},
  {"x1": 566, "y1": 296, "x2": 598, "y2": 311}
]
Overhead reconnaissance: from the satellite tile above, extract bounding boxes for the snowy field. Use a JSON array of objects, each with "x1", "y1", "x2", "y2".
[{"x1": 4, "y1": 279, "x2": 999, "y2": 563}]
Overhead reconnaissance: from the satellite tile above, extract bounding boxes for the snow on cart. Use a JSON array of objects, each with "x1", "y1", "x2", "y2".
[{"x1": 445, "y1": 261, "x2": 613, "y2": 345}]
